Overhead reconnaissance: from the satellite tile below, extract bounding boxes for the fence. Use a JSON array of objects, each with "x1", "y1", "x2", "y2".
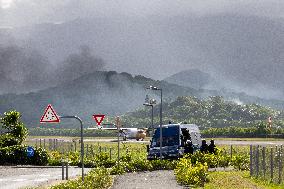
[
  {"x1": 250, "y1": 145, "x2": 284, "y2": 184},
  {"x1": 27, "y1": 138, "x2": 147, "y2": 159}
]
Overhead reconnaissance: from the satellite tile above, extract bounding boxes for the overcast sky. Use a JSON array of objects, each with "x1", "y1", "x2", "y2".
[
  {"x1": 1, "y1": 0, "x2": 284, "y2": 27},
  {"x1": 0, "y1": 0, "x2": 284, "y2": 100}
]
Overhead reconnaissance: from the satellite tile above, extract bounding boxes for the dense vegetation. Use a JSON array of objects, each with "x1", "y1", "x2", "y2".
[
  {"x1": 122, "y1": 96, "x2": 284, "y2": 131},
  {"x1": 25, "y1": 96, "x2": 284, "y2": 138},
  {"x1": 202, "y1": 123, "x2": 284, "y2": 138},
  {"x1": 50, "y1": 167, "x2": 113, "y2": 189},
  {"x1": 0, "y1": 111, "x2": 49, "y2": 165}
]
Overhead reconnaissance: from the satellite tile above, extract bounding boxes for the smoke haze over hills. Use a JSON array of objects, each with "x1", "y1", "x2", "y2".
[{"x1": 0, "y1": 1, "x2": 283, "y2": 100}]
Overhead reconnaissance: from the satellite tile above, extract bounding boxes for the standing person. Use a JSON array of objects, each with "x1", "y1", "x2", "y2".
[
  {"x1": 200, "y1": 140, "x2": 208, "y2": 153},
  {"x1": 208, "y1": 139, "x2": 216, "y2": 154},
  {"x1": 184, "y1": 140, "x2": 194, "y2": 154}
]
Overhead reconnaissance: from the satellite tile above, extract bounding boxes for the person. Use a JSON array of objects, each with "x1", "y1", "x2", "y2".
[
  {"x1": 184, "y1": 140, "x2": 194, "y2": 154},
  {"x1": 200, "y1": 140, "x2": 208, "y2": 153},
  {"x1": 208, "y1": 139, "x2": 216, "y2": 154}
]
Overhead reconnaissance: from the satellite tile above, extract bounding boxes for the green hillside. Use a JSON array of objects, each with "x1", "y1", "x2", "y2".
[
  {"x1": 122, "y1": 96, "x2": 284, "y2": 129},
  {"x1": 1, "y1": 71, "x2": 284, "y2": 128}
]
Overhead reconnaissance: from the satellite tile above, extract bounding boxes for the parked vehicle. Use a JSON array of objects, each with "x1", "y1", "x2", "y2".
[{"x1": 147, "y1": 123, "x2": 202, "y2": 160}]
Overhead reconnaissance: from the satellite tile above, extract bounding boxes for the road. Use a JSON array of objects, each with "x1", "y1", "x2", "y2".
[
  {"x1": 111, "y1": 170, "x2": 187, "y2": 189},
  {"x1": 0, "y1": 166, "x2": 91, "y2": 189},
  {"x1": 214, "y1": 140, "x2": 284, "y2": 146}
]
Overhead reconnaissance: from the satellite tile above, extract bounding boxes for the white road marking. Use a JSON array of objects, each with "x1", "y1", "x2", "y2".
[
  {"x1": 39, "y1": 174, "x2": 51, "y2": 177},
  {"x1": 34, "y1": 178, "x2": 49, "y2": 182},
  {"x1": 0, "y1": 178, "x2": 7, "y2": 182},
  {"x1": 13, "y1": 179, "x2": 27, "y2": 182}
]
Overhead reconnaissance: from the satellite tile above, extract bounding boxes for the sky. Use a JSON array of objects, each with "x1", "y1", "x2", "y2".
[
  {"x1": 1, "y1": 0, "x2": 284, "y2": 27},
  {"x1": 0, "y1": 0, "x2": 284, "y2": 100}
]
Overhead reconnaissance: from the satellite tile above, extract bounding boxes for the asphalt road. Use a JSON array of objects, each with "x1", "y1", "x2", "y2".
[
  {"x1": 111, "y1": 170, "x2": 187, "y2": 189},
  {"x1": 0, "y1": 166, "x2": 91, "y2": 189},
  {"x1": 214, "y1": 140, "x2": 284, "y2": 146}
]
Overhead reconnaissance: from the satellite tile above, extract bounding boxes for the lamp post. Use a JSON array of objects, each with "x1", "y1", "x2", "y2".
[
  {"x1": 147, "y1": 86, "x2": 162, "y2": 160},
  {"x1": 143, "y1": 99, "x2": 156, "y2": 133}
]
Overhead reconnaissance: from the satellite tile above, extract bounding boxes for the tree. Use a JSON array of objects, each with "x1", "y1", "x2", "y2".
[{"x1": 0, "y1": 110, "x2": 28, "y2": 147}]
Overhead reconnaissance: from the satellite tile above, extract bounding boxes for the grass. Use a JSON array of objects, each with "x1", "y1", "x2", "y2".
[{"x1": 199, "y1": 171, "x2": 284, "y2": 189}]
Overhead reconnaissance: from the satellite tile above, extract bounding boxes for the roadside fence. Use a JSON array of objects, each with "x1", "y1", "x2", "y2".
[
  {"x1": 30, "y1": 138, "x2": 146, "y2": 159},
  {"x1": 250, "y1": 145, "x2": 284, "y2": 184}
]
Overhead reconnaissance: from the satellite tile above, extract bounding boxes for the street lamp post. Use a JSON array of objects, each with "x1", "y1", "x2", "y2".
[
  {"x1": 143, "y1": 99, "x2": 156, "y2": 132},
  {"x1": 143, "y1": 103, "x2": 153, "y2": 130},
  {"x1": 147, "y1": 86, "x2": 163, "y2": 160}
]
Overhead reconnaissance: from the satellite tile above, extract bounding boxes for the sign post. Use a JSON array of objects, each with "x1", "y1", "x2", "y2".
[
  {"x1": 115, "y1": 116, "x2": 121, "y2": 169},
  {"x1": 40, "y1": 104, "x2": 85, "y2": 182},
  {"x1": 59, "y1": 116, "x2": 84, "y2": 182}
]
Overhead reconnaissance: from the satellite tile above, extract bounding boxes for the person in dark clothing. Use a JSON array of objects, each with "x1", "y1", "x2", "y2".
[
  {"x1": 208, "y1": 139, "x2": 216, "y2": 154},
  {"x1": 200, "y1": 140, "x2": 208, "y2": 153},
  {"x1": 184, "y1": 140, "x2": 194, "y2": 154}
]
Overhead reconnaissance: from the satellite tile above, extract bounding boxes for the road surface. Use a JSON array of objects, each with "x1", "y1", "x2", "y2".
[
  {"x1": 214, "y1": 140, "x2": 284, "y2": 146},
  {"x1": 0, "y1": 166, "x2": 91, "y2": 189},
  {"x1": 111, "y1": 170, "x2": 187, "y2": 189}
]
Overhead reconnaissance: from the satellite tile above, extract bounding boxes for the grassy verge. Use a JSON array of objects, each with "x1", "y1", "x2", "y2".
[{"x1": 200, "y1": 171, "x2": 283, "y2": 189}]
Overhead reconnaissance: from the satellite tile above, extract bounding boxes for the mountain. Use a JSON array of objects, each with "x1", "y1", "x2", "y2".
[
  {"x1": 6, "y1": 14, "x2": 284, "y2": 100},
  {"x1": 1, "y1": 71, "x2": 284, "y2": 128},
  {"x1": 163, "y1": 69, "x2": 215, "y2": 90}
]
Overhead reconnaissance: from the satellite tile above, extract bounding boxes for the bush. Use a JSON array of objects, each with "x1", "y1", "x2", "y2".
[
  {"x1": 231, "y1": 154, "x2": 249, "y2": 170},
  {"x1": 50, "y1": 167, "x2": 112, "y2": 189},
  {"x1": 175, "y1": 158, "x2": 208, "y2": 187},
  {"x1": 48, "y1": 151, "x2": 81, "y2": 166},
  {"x1": 0, "y1": 111, "x2": 28, "y2": 147},
  {"x1": 188, "y1": 149, "x2": 231, "y2": 168},
  {"x1": 0, "y1": 145, "x2": 49, "y2": 165}
]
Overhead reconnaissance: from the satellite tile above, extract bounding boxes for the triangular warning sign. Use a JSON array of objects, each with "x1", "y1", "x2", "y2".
[
  {"x1": 40, "y1": 104, "x2": 60, "y2": 123},
  {"x1": 93, "y1": 114, "x2": 105, "y2": 126}
]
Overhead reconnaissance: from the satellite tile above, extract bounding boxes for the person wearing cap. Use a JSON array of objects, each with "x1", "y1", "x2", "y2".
[{"x1": 184, "y1": 140, "x2": 194, "y2": 154}]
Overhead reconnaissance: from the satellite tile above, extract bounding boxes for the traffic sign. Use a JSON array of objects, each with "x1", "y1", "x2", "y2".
[
  {"x1": 26, "y1": 146, "x2": 34, "y2": 157},
  {"x1": 93, "y1": 114, "x2": 105, "y2": 126},
  {"x1": 40, "y1": 104, "x2": 60, "y2": 123}
]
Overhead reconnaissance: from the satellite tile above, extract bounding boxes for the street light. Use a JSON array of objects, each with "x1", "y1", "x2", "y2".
[
  {"x1": 143, "y1": 98, "x2": 156, "y2": 134},
  {"x1": 147, "y1": 86, "x2": 163, "y2": 160}
]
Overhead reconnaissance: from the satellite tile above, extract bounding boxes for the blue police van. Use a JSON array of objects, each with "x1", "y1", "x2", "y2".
[{"x1": 147, "y1": 123, "x2": 202, "y2": 160}]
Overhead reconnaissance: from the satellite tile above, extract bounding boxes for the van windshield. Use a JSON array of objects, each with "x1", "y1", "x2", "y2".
[{"x1": 151, "y1": 136, "x2": 179, "y2": 147}]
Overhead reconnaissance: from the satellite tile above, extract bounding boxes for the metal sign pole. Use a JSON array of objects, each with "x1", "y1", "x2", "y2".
[
  {"x1": 116, "y1": 117, "x2": 121, "y2": 169},
  {"x1": 159, "y1": 89, "x2": 163, "y2": 160},
  {"x1": 60, "y1": 116, "x2": 84, "y2": 182}
]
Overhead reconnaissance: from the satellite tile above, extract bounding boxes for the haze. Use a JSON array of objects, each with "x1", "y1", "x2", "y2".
[{"x1": 0, "y1": 0, "x2": 284, "y2": 100}]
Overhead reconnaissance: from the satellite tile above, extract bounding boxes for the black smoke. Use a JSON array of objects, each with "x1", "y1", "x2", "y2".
[
  {"x1": 0, "y1": 39, "x2": 105, "y2": 94},
  {"x1": 56, "y1": 46, "x2": 105, "y2": 82}
]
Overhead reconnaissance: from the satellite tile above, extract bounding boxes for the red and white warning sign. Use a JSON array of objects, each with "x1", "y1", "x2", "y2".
[
  {"x1": 40, "y1": 104, "x2": 60, "y2": 123},
  {"x1": 93, "y1": 114, "x2": 105, "y2": 126}
]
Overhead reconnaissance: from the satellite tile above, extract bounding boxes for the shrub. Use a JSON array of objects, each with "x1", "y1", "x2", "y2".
[
  {"x1": 175, "y1": 158, "x2": 208, "y2": 187},
  {"x1": 231, "y1": 154, "x2": 249, "y2": 170},
  {"x1": 50, "y1": 167, "x2": 112, "y2": 189},
  {"x1": 0, "y1": 111, "x2": 28, "y2": 147},
  {"x1": 0, "y1": 145, "x2": 49, "y2": 165}
]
